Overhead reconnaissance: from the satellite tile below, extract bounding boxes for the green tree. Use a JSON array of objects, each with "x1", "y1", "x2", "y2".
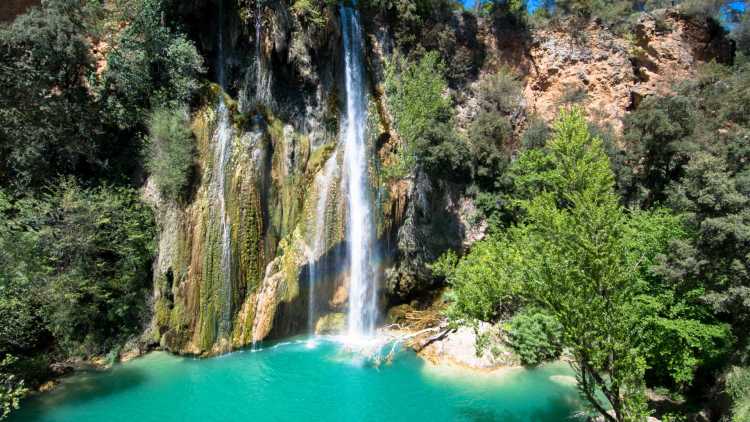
[
  {"x1": 448, "y1": 109, "x2": 650, "y2": 421},
  {"x1": 2, "y1": 181, "x2": 156, "y2": 357},
  {"x1": 0, "y1": 0, "x2": 103, "y2": 190},
  {"x1": 621, "y1": 95, "x2": 696, "y2": 207},
  {"x1": 384, "y1": 51, "x2": 466, "y2": 178},
  {"x1": 0, "y1": 356, "x2": 27, "y2": 420},
  {"x1": 726, "y1": 366, "x2": 750, "y2": 422},
  {"x1": 506, "y1": 308, "x2": 563, "y2": 366},
  {"x1": 101, "y1": 0, "x2": 204, "y2": 129},
  {"x1": 145, "y1": 107, "x2": 195, "y2": 201}
]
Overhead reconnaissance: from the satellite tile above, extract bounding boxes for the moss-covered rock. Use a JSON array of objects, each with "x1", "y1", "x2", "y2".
[{"x1": 315, "y1": 313, "x2": 346, "y2": 335}]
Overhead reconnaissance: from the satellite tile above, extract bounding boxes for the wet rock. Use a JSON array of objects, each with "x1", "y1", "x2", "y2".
[
  {"x1": 418, "y1": 322, "x2": 517, "y2": 370},
  {"x1": 315, "y1": 312, "x2": 346, "y2": 334}
]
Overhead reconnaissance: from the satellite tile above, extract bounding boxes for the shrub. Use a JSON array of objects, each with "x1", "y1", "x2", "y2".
[
  {"x1": 521, "y1": 117, "x2": 550, "y2": 150},
  {"x1": 507, "y1": 308, "x2": 563, "y2": 366},
  {"x1": 0, "y1": 0, "x2": 102, "y2": 191},
  {"x1": 726, "y1": 366, "x2": 750, "y2": 422},
  {"x1": 145, "y1": 107, "x2": 195, "y2": 201},
  {"x1": 0, "y1": 356, "x2": 27, "y2": 420},
  {"x1": 466, "y1": 110, "x2": 513, "y2": 181},
  {"x1": 101, "y1": 0, "x2": 204, "y2": 129},
  {"x1": 384, "y1": 51, "x2": 467, "y2": 178},
  {"x1": 476, "y1": 66, "x2": 523, "y2": 115}
]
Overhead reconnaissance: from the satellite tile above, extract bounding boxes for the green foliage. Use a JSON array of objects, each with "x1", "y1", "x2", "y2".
[
  {"x1": 434, "y1": 242, "x2": 522, "y2": 322},
  {"x1": 384, "y1": 51, "x2": 467, "y2": 178},
  {"x1": 146, "y1": 107, "x2": 195, "y2": 201},
  {"x1": 0, "y1": 356, "x2": 27, "y2": 420},
  {"x1": 0, "y1": 0, "x2": 103, "y2": 190},
  {"x1": 290, "y1": 0, "x2": 337, "y2": 27},
  {"x1": 726, "y1": 366, "x2": 750, "y2": 422},
  {"x1": 101, "y1": 0, "x2": 204, "y2": 129},
  {"x1": 465, "y1": 68, "x2": 523, "y2": 185},
  {"x1": 466, "y1": 111, "x2": 512, "y2": 181},
  {"x1": 0, "y1": 181, "x2": 156, "y2": 358},
  {"x1": 507, "y1": 308, "x2": 563, "y2": 366},
  {"x1": 521, "y1": 117, "x2": 550, "y2": 150},
  {"x1": 476, "y1": 66, "x2": 523, "y2": 115},
  {"x1": 447, "y1": 108, "x2": 723, "y2": 421},
  {"x1": 621, "y1": 95, "x2": 696, "y2": 207}
]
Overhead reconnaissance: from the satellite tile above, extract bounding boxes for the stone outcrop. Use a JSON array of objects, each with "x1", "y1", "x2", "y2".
[{"x1": 509, "y1": 11, "x2": 734, "y2": 133}]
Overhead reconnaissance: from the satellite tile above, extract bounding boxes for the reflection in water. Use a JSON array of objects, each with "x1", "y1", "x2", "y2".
[{"x1": 12, "y1": 339, "x2": 586, "y2": 422}]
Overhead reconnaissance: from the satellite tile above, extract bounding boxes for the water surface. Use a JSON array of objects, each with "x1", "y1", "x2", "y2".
[{"x1": 11, "y1": 338, "x2": 584, "y2": 422}]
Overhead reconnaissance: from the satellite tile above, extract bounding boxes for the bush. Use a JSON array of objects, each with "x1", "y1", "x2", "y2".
[
  {"x1": 3, "y1": 180, "x2": 156, "y2": 357},
  {"x1": 726, "y1": 366, "x2": 750, "y2": 422},
  {"x1": 101, "y1": 0, "x2": 204, "y2": 129},
  {"x1": 476, "y1": 66, "x2": 523, "y2": 114},
  {"x1": 145, "y1": 107, "x2": 195, "y2": 201},
  {"x1": 0, "y1": 0, "x2": 102, "y2": 191},
  {"x1": 384, "y1": 51, "x2": 468, "y2": 178},
  {"x1": 507, "y1": 308, "x2": 563, "y2": 366},
  {"x1": 0, "y1": 356, "x2": 27, "y2": 420},
  {"x1": 464, "y1": 67, "x2": 522, "y2": 186},
  {"x1": 466, "y1": 110, "x2": 513, "y2": 181},
  {"x1": 521, "y1": 117, "x2": 550, "y2": 150}
]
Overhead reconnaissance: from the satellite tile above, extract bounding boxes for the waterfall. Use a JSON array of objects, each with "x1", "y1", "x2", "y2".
[
  {"x1": 214, "y1": 0, "x2": 234, "y2": 339},
  {"x1": 307, "y1": 155, "x2": 338, "y2": 335},
  {"x1": 340, "y1": 4, "x2": 377, "y2": 339}
]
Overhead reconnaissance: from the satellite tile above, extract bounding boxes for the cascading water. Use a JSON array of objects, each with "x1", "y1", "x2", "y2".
[
  {"x1": 340, "y1": 3, "x2": 377, "y2": 340},
  {"x1": 214, "y1": 0, "x2": 234, "y2": 339},
  {"x1": 307, "y1": 155, "x2": 338, "y2": 335}
]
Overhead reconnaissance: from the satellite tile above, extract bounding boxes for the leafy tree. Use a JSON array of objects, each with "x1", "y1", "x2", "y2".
[
  {"x1": 726, "y1": 366, "x2": 750, "y2": 422},
  {"x1": 100, "y1": 0, "x2": 204, "y2": 129},
  {"x1": 621, "y1": 95, "x2": 696, "y2": 207},
  {"x1": 0, "y1": 356, "x2": 27, "y2": 420},
  {"x1": 445, "y1": 108, "x2": 732, "y2": 420},
  {"x1": 626, "y1": 209, "x2": 733, "y2": 389},
  {"x1": 506, "y1": 308, "x2": 563, "y2": 366},
  {"x1": 0, "y1": 0, "x2": 103, "y2": 190},
  {"x1": 447, "y1": 109, "x2": 649, "y2": 421},
  {"x1": 145, "y1": 107, "x2": 195, "y2": 201},
  {"x1": 466, "y1": 68, "x2": 522, "y2": 186},
  {"x1": 657, "y1": 152, "x2": 750, "y2": 345},
  {"x1": 32, "y1": 181, "x2": 156, "y2": 356},
  {"x1": 384, "y1": 51, "x2": 467, "y2": 178},
  {"x1": 1, "y1": 181, "x2": 156, "y2": 358}
]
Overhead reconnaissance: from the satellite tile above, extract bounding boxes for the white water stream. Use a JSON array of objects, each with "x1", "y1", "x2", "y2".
[
  {"x1": 340, "y1": 4, "x2": 377, "y2": 340},
  {"x1": 214, "y1": 0, "x2": 234, "y2": 338}
]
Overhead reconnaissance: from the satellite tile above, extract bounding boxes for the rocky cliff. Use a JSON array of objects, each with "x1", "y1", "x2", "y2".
[{"x1": 146, "y1": 2, "x2": 733, "y2": 355}]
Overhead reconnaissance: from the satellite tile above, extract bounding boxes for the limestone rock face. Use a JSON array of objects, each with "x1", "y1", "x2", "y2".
[
  {"x1": 418, "y1": 322, "x2": 517, "y2": 370},
  {"x1": 315, "y1": 313, "x2": 346, "y2": 335},
  {"x1": 384, "y1": 172, "x2": 484, "y2": 301},
  {"x1": 510, "y1": 11, "x2": 734, "y2": 133},
  {"x1": 146, "y1": 5, "x2": 733, "y2": 355}
]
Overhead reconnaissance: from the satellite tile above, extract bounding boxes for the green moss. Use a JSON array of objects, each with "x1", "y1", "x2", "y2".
[
  {"x1": 154, "y1": 297, "x2": 172, "y2": 328},
  {"x1": 315, "y1": 312, "x2": 346, "y2": 334}
]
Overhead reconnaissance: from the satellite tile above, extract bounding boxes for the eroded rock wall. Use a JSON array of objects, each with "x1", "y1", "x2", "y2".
[{"x1": 146, "y1": 4, "x2": 734, "y2": 355}]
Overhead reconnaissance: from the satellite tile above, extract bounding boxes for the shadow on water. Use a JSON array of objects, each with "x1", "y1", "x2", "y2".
[
  {"x1": 457, "y1": 395, "x2": 584, "y2": 422},
  {"x1": 10, "y1": 366, "x2": 149, "y2": 420}
]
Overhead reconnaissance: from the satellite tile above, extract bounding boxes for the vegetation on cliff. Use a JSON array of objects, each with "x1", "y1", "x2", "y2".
[
  {"x1": 0, "y1": 0, "x2": 749, "y2": 420},
  {"x1": 0, "y1": 0, "x2": 200, "y2": 415}
]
